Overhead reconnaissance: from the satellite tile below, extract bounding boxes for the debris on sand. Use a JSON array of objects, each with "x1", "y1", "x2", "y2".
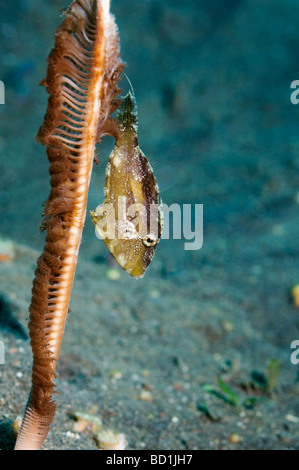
[{"x1": 70, "y1": 410, "x2": 127, "y2": 450}]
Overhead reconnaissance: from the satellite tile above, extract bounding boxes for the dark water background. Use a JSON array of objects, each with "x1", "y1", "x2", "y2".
[{"x1": 0, "y1": 0, "x2": 299, "y2": 450}]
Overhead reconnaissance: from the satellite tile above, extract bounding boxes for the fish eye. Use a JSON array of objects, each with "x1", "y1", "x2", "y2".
[{"x1": 142, "y1": 234, "x2": 157, "y2": 247}]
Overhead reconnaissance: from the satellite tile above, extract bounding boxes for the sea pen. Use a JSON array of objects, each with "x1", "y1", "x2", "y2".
[{"x1": 15, "y1": 0, "x2": 124, "y2": 450}]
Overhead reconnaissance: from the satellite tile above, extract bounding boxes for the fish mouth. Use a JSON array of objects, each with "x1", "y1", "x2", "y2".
[
  {"x1": 125, "y1": 265, "x2": 146, "y2": 280},
  {"x1": 132, "y1": 273, "x2": 145, "y2": 280}
]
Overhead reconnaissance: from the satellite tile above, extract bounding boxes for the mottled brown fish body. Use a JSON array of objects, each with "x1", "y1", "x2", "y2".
[{"x1": 91, "y1": 122, "x2": 163, "y2": 278}]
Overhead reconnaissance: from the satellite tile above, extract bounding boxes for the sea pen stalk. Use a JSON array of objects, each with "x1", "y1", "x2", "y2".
[{"x1": 15, "y1": 0, "x2": 124, "y2": 450}]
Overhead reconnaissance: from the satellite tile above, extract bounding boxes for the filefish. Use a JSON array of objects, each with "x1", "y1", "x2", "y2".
[{"x1": 90, "y1": 91, "x2": 163, "y2": 279}]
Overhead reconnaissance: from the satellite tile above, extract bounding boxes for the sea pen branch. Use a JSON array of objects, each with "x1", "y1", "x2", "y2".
[{"x1": 15, "y1": 0, "x2": 124, "y2": 450}]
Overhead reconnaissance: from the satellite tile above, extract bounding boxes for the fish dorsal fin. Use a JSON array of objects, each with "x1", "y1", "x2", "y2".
[
  {"x1": 123, "y1": 73, "x2": 136, "y2": 100},
  {"x1": 115, "y1": 75, "x2": 138, "y2": 132},
  {"x1": 117, "y1": 90, "x2": 138, "y2": 132}
]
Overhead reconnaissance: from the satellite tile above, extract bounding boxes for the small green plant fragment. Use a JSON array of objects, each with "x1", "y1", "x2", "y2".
[
  {"x1": 202, "y1": 382, "x2": 238, "y2": 406},
  {"x1": 217, "y1": 376, "x2": 240, "y2": 406},
  {"x1": 266, "y1": 359, "x2": 280, "y2": 392},
  {"x1": 202, "y1": 367, "x2": 274, "y2": 413},
  {"x1": 251, "y1": 359, "x2": 280, "y2": 394},
  {"x1": 197, "y1": 403, "x2": 219, "y2": 421}
]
